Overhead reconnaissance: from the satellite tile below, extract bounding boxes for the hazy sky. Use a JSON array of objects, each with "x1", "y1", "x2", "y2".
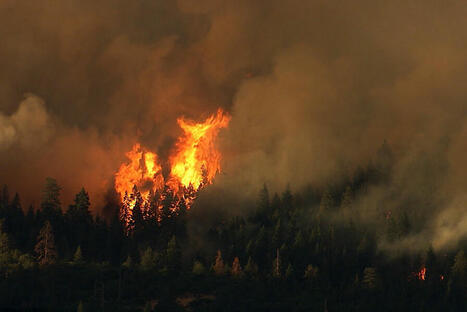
[{"x1": 0, "y1": 1, "x2": 466, "y2": 249}]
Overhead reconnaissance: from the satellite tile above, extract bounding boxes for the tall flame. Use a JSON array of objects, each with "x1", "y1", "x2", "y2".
[
  {"x1": 168, "y1": 109, "x2": 230, "y2": 194},
  {"x1": 416, "y1": 267, "x2": 426, "y2": 281},
  {"x1": 115, "y1": 143, "x2": 164, "y2": 204},
  {"x1": 114, "y1": 109, "x2": 230, "y2": 229}
]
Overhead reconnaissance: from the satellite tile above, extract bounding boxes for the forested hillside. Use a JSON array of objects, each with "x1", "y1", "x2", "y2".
[{"x1": 0, "y1": 145, "x2": 465, "y2": 311}]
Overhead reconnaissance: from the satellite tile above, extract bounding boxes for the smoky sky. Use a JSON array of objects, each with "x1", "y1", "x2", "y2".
[{"x1": 1, "y1": 1, "x2": 467, "y2": 249}]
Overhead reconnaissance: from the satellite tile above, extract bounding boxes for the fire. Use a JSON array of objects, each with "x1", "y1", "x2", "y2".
[
  {"x1": 168, "y1": 109, "x2": 230, "y2": 194},
  {"x1": 114, "y1": 143, "x2": 164, "y2": 203},
  {"x1": 416, "y1": 267, "x2": 426, "y2": 281},
  {"x1": 115, "y1": 109, "x2": 230, "y2": 230}
]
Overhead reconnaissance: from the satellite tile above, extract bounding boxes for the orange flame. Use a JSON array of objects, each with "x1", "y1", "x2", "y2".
[
  {"x1": 416, "y1": 267, "x2": 426, "y2": 281},
  {"x1": 115, "y1": 109, "x2": 230, "y2": 228},
  {"x1": 168, "y1": 109, "x2": 230, "y2": 194},
  {"x1": 115, "y1": 143, "x2": 164, "y2": 203}
]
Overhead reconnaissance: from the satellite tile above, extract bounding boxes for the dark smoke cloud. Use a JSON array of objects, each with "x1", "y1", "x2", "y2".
[{"x1": 0, "y1": 1, "x2": 466, "y2": 249}]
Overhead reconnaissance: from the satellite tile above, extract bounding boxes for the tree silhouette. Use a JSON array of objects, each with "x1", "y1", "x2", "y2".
[
  {"x1": 213, "y1": 250, "x2": 225, "y2": 275},
  {"x1": 231, "y1": 257, "x2": 243, "y2": 277},
  {"x1": 73, "y1": 246, "x2": 83, "y2": 264},
  {"x1": 34, "y1": 221, "x2": 57, "y2": 265}
]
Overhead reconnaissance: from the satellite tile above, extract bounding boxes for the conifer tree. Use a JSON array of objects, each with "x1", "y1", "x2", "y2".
[
  {"x1": 122, "y1": 255, "x2": 133, "y2": 268},
  {"x1": 1, "y1": 185, "x2": 9, "y2": 209},
  {"x1": 281, "y1": 185, "x2": 293, "y2": 211},
  {"x1": 41, "y1": 178, "x2": 62, "y2": 212},
  {"x1": 77, "y1": 301, "x2": 84, "y2": 312},
  {"x1": 192, "y1": 260, "x2": 206, "y2": 275},
  {"x1": 258, "y1": 184, "x2": 270, "y2": 216},
  {"x1": 285, "y1": 263, "x2": 294, "y2": 279},
  {"x1": 362, "y1": 267, "x2": 378, "y2": 289},
  {"x1": 244, "y1": 256, "x2": 258, "y2": 276},
  {"x1": 73, "y1": 246, "x2": 83, "y2": 264},
  {"x1": 0, "y1": 220, "x2": 9, "y2": 255},
  {"x1": 319, "y1": 189, "x2": 334, "y2": 215},
  {"x1": 231, "y1": 256, "x2": 243, "y2": 277},
  {"x1": 34, "y1": 221, "x2": 57, "y2": 265},
  {"x1": 140, "y1": 246, "x2": 157, "y2": 271},
  {"x1": 166, "y1": 235, "x2": 181, "y2": 271},
  {"x1": 120, "y1": 191, "x2": 131, "y2": 232},
  {"x1": 130, "y1": 186, "x2": 144, "y2": 230},
  {"x1": 340, "y1": 186, "x2": 353, "y2": 211},
  {"x1": 213, "y1": 250, "x2": 225, "y2": 275},
  {"x1": 272, "y1": 248, "x2": 281, "y2": 278},
  {"x1": 304, "y1": 264, "x2": 319, "y2": 280}
]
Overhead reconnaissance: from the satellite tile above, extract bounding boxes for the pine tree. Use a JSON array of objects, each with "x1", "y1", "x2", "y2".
[
  {"x1": 130, "y1": 185, "x2": 144, "y2": 235},
  {"x1": 0, "y1": 220, "x2": 9, "y2": 255},
  {"x1": 41, "y1": 178, "x2": 62, "y2": 212},
  {"x1": 231, "y1": 256, "x2": 243, "y2": 277},
  {"x1": 166, "y1": 235, "x2": 181, "y2": 271},
  {"x1": 192, "y1": 260, "x2": 206, "y2": 275},
  {"x1": 66, "y1": 188, "x2": 92, "y2": 249},
  {"x1": 1, "y1": 185, "x2": 9, "y2": 209},
  {"x1": 122, "y1": 255, "x2": 133, "y2": 268},
  {"x1": 120, "y1": 191, "x2": 131, "y2": 232},
  {"x1": 40, "y1": 178, "x2": 63, "y2": 236},
  {"x1": 140, "y1": 246, "x2": 157, "y2": 271},
  {"x1": 451, "y1": 250, "x2": 466, "y2": 278},
  {"x1": 213, "y1": 250, "x2": 225, "y2": 275},
  {"x1": 143, "y1": 302, "x2": 152, "y2": 312},
  {"x1": 258, "y1": 184, "x2": 270, "y2": 215},
  {"x1": 304, "y1": 264, "x2": 319, "y2": 280},
  {"x1": 272, "y1": 248, "x2": 281, "y2": 278},
  {"x1": 244, "y1": 256, "x2": 258, "y2": 276},
  {"x1": 281, "y1": 185, "x2": 293, "y2": 212},
  {"x1": 272, "y1": 219, "x2": 282, "y2": 249},
  {"x1": 285, "y1": 263, "x2": 294, "y2": 279},
  {"x1": 73, "y1": 246, "x2": 83, "y2": 264},
  {"x1": 271, "y1": 193, "x2": 282, "y2": 220},
  {"x1": 293, "y1": 230, "x2": 306, "y2": 249},
  {"x1": 34, "y1": 221, "x2": 57, "y2": 265},
  {"x1": 375, "y1": 140, "x2": 394, "y2": 178},
  {"x1": 340, "y1": 186, "x2": 353, "y2": 211},
  {"x1": 362, "y1": 267, "x2": 378, "y2": 289},
  {"x1": 319, "y1": 189, "x2": 334, "y2": 215},
  {"x1": 448, "y1": 250, "x2": 467, "y2": 303},
  {"x1": 77, "y1": 301, "x2": 84, "y2": 312}
]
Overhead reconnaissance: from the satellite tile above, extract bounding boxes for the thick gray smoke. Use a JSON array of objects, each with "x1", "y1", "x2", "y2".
[{"x1": 0, "y1": 1, "x2": 466, "y2": 250}]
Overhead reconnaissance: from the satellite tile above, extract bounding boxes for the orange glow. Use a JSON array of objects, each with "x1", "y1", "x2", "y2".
[
  {"x1": 115, "y1": 143, "x2": 165, "y2": 226},
  {"x1": 417, "y1": 267, "x2": 426, "y2": 281},
  {"x1": 115, "y1": 143, "x2": 164, "y2": 203},
  {"x1": 168, "y1": 109, "x2": 230, "y2": 194},
  {"x1": 115, "y1": 109, "x2": 230, "y2": 229}
]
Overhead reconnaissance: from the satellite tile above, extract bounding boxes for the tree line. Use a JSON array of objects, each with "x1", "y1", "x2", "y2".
[{"x1": 0, "y1": 142, "x2": 465, "y2": 311}]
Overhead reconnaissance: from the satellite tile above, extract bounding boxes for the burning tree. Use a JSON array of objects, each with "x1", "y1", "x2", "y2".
[{"x1": 115, "y1": 109, "x2": 230, "y2": 232}]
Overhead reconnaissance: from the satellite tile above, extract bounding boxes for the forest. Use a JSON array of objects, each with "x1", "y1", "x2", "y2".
[{"x1": 0, "y1": 143, "x2": 465, "y2": 312}]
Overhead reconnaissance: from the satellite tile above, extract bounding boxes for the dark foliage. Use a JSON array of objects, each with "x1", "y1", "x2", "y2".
[{"x1": 0, "y1": 144, "x2": 465, "y2": 311}]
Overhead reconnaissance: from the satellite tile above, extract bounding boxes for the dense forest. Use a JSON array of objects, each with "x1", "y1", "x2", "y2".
[{"x1": 0, "y1": 144, "x2": 466, "y2": 311}]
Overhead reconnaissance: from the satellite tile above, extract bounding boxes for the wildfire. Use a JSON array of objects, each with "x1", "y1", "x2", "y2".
[
  {"x1": 168, "y1": 109, "x2": 230, "y2": 194},
  {"x1": 115, "y1": 109, "x2": 230, "y2": 229},
  {"x1": 115, "y1": 143, "x2": 164, "y2": 203},
  {"x1": 416, "y1": 267, "x2": 426, "y2": 281}
]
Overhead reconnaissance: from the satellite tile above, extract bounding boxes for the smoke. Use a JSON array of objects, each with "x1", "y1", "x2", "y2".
[
  {"x1": 0, "y1": 1, "x2": 466, "y2": 249},
  {"x1": 0, "y1": 94, "x2": 52, "y2": 150}
]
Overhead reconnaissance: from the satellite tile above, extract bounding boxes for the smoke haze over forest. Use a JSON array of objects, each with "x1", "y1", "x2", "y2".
[{"x1": 1, "y1": 1, "x2": 467, "y2": 252}]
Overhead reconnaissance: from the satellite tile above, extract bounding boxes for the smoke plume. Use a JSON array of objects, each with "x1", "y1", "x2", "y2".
[{"x1": 0, "y1": 1, "x2": 466, "y2": 250}]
